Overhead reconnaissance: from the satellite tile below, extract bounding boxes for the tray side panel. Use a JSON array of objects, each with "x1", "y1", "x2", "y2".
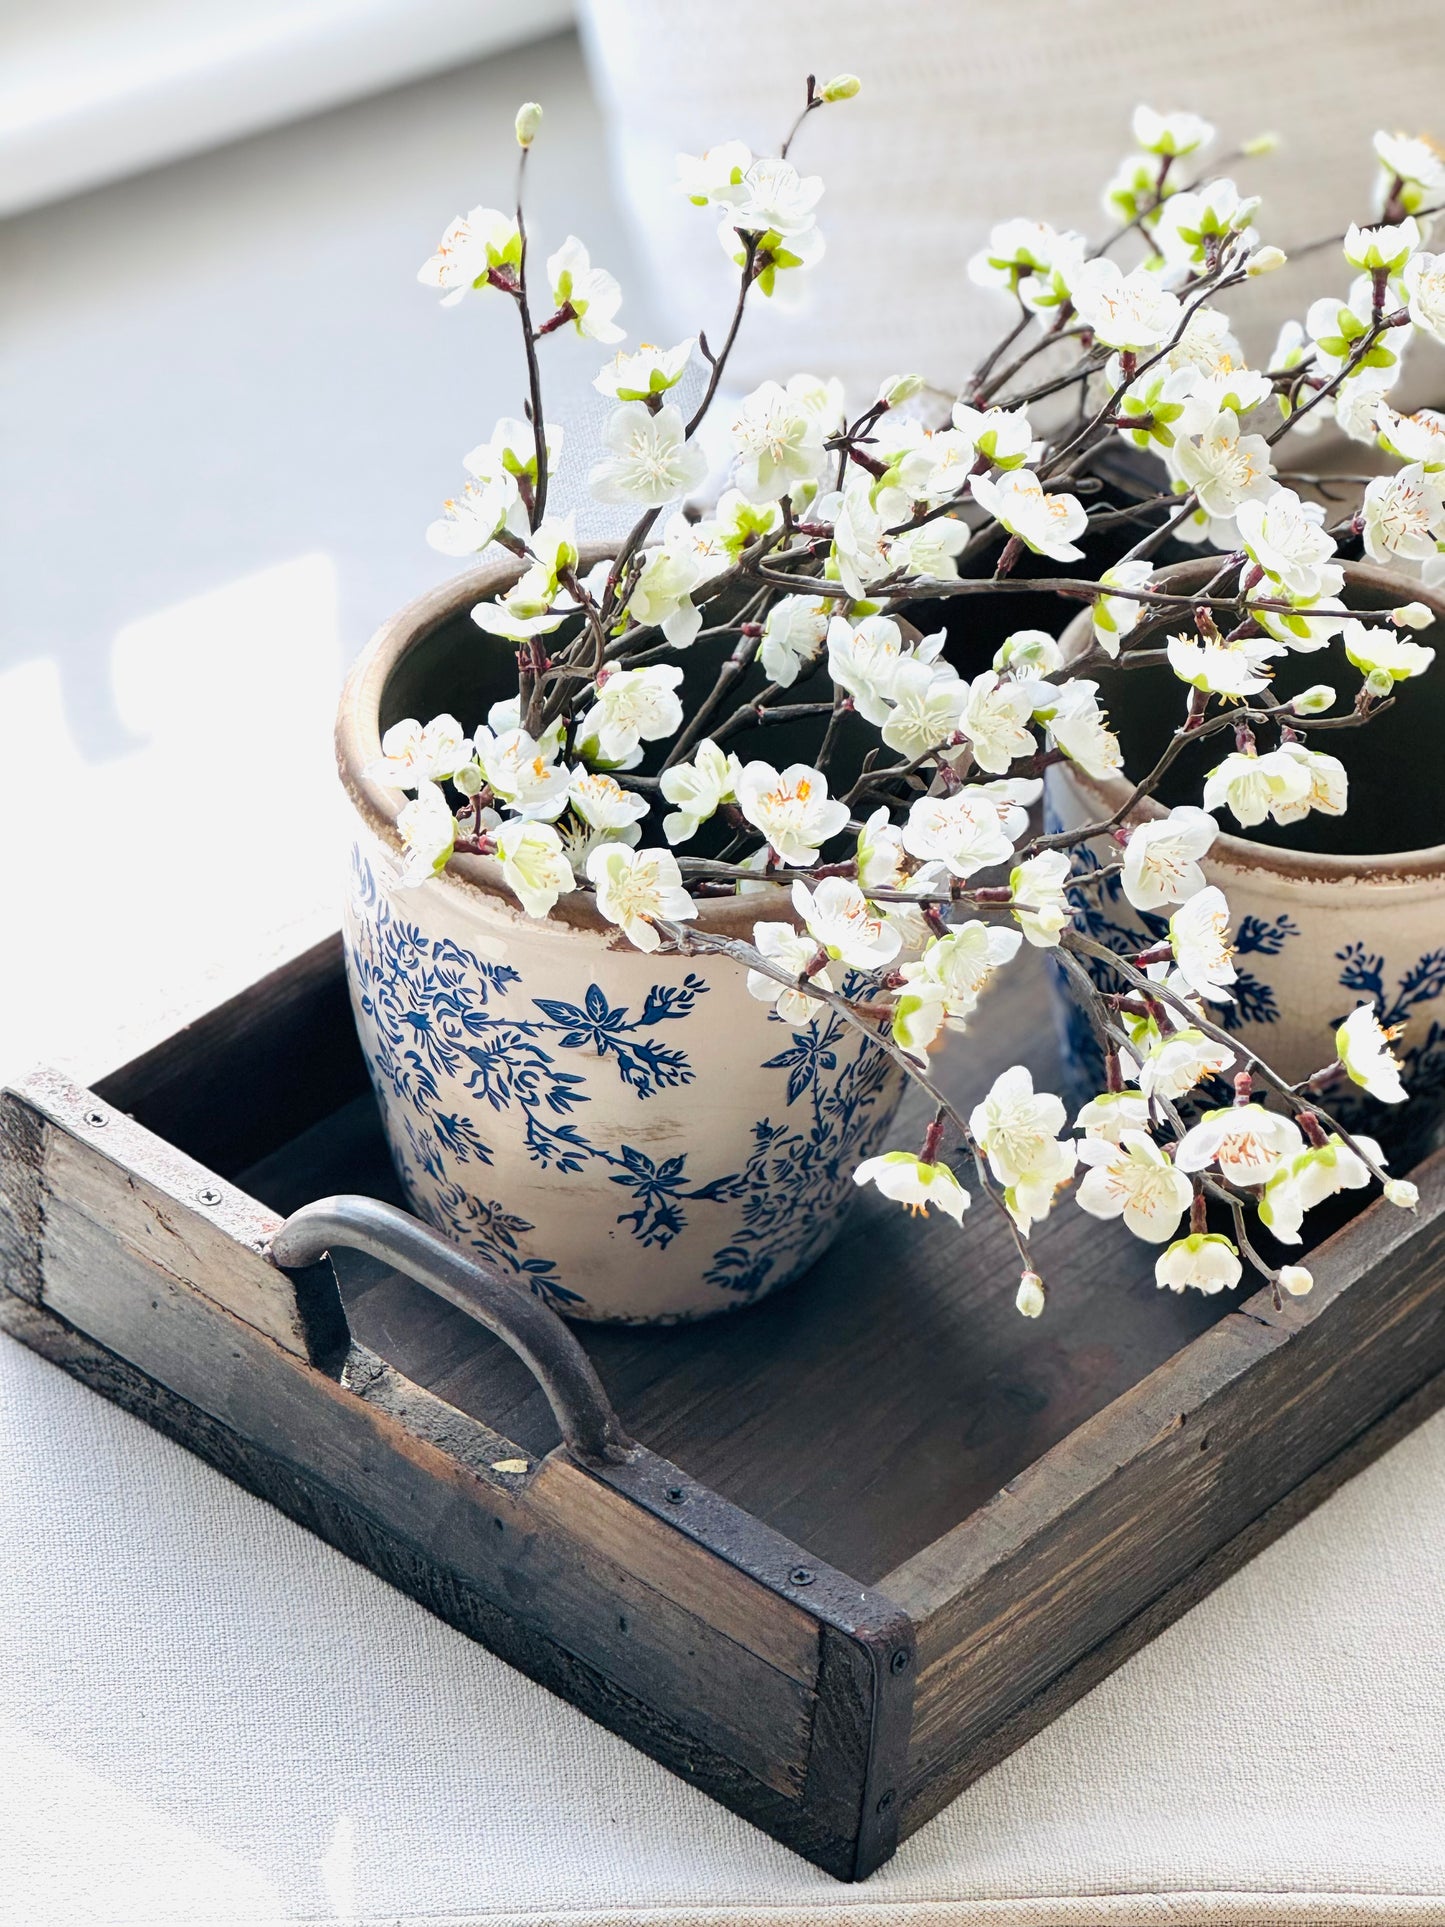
[
  {"x1": 890, "y1": 1153, "x2": 1445, "y2": 1836},
  {"x1": 94, "y1": 934, "x2": 366, "y2": 1177}
]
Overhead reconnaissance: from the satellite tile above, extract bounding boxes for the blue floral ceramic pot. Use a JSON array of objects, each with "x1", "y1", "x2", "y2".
[
  {"x1": 336, "y1": 565, "x2": 906, "y2": 1324},
  {"x1": 1047, "y1": 559, "x2": 1445, "y2": 1171}
]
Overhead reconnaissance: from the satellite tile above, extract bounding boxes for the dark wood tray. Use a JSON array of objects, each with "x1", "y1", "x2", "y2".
[{"x1": 2, "y1": 935, "x2": 1442, "y2": 1880}]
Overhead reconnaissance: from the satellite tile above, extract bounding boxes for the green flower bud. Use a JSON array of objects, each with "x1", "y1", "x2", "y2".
[
  {"x1": 820, "y1": 73, "x2": 861, "y2": 101},
  {"x1": 1292, "y1": 684, "x2": 1335, "y2": 714},
  {"x1": 514, "y1": 101, "x2": 543, "y2": 148},
  {"x1": 1365, "y1": 667, "x2": 1394, "y2": 698}
]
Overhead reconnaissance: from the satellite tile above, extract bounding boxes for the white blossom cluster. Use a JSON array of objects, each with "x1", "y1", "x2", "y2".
[{"x1": 387, "y1": 89, "x2": 1440, "y2": 1314}]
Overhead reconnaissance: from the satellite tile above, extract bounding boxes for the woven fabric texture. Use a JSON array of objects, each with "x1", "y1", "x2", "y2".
[{"x1": 577, "y1": 0, "x2": 1445, "y2": 410}]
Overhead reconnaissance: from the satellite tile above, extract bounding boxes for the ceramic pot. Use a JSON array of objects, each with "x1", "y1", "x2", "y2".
[
  {"x1": 335, "y1": 559, "x2": 906, "y2": 1324},
  {"x1": 1046, "y1": 559, "x2": 1445, "y2": 1169}
]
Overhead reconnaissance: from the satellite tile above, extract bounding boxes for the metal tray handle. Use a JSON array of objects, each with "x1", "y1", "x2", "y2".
[{"x1": 271, "y1": 1195, "x2": 634, "y2": 1467}]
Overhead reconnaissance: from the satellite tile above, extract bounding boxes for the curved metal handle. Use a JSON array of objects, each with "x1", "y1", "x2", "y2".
[{"x1": 270, "y1": 1196, "x2": 634, "y2": 1468}]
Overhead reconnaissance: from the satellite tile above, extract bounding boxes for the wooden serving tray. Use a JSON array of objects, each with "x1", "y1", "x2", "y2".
[{"x1": 2, "y1": 935, "x2": 1442, "y2": 1880}]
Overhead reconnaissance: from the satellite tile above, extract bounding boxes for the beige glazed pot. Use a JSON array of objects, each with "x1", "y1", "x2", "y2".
[
  {"x1": 335, "y1": 559, "x2": 906, "y2": 1324},
  {"x1": 1047, "y1": 559, "x2": 1445, "y2": 1169}
]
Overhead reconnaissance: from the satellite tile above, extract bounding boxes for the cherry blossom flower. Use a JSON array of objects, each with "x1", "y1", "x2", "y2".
[
  {"x1": 494, "y1": 818, "x2": 576, "y2": 918},
  {"x1": 826, "y1": 616, "x2": 937, "y2": 725},
  {"x1": 1168, "y1": 886, "x2": 1237, "y2": 1002},
  {"x1": 1343, "y1": 216, "x2": 1420, "y2": 274},
  {"x1": 1269, "y1": 743, "x2": 1347, "y2": 824},
  {"x1": 1121, "y1": 806, "x2": 1218, "y2": 912},
  {"x1": 660, "y1": 740, "x2": 738, "y2": 846},
  {"x1": 576, "y1": 665, "x2": 685, "y2": 768},
  {"x1": 903, "y1": 790, "x2": 1015, "y2": 879},
  {"x1": 624, "y1": 546, "x2": 704, "y2": 648},
  {"x1": 958, "y1": 671, "x2": 1038, "y2": 774},
  {"x1": 568, "y1": 771, "x2": 648, "y2": 845},
  {"x1": 968, "y1": 220, "x2": 1082, "y2": 297},
  {"x1": 1360, "y1": 464, "x2": 1445, "y2": 565},
  {"x1": 475, "y1": 727, "x2": 573, "y2": 820},
  {"x1": 747, "y1": 919, "x2": 830, "y2": 1023},
  {"x1": 1155, "y1": 1233, "x2": 1241, "y2": 1295},
  {"x1": 545, "y1": 236, "x2": 624, "y2": 343},
  {"x1": 587, "y1": 844, "x2": 697, "y2": 952},
  {"x1": 1235, "y1": 489, "x2": 1343, "y2": 602},
  {"x1": 1070, "y1": 259, "x2": 1183, "y2": 351},
  {"x1": 1340, "y1": 619, "x2": 1436, "y2": 682},
  {"x1": 897, "y1": 921, "x2": 1022, "y2": 1033},
  {"x1": 853, "y1": 1152, "x2": 969, "y2": 1224},
  {"x1": 1165, "y1": 628, "x2": 1275, "y2": 697},
  {"x1": 1009, "y1": 850, "x2": 1073, "y2": 947},
  {"x1": 970, "y1": 469, "x2": 1088, "y2": 562},
  {"x1": 1175, "y1": 1103, "x2": 1303, "y2": 1187},
  {"x1": 396, "y1": 780, "x2": 457, "y2": 886},
  {"x1": 1133, "y1": 106, "x2": 1214, "y2": 157},
  {"x1": 418, "y1": 206, "x2": 521, "y2": 305},
  {"x1": 1374, "y1": 131, "x2": 1445, "y2": 212},
  {"x1": 891, "y1": 514, "x2": 971, "y2": 582},
  {"x1": 951, "y1": 401, "x2": 1040, "y2": 471},
  {"x1": 1202, "y1": 746, "x2": 1312, "y2": 827},
  {"x1": 1259, "y1": 1134, "x2": 1382, "y2": 1243},
  {"x1": 1168, "y1": 411, "x2": 1276, "y2": 522},
  {"x1": 1075, "y1": 1088, "x2": 1152, "y2": 1142},
  {"x1": 1155, "y1": 179, "x2": 1260, "y2": 269},
  {"x1": 1402, "y1": 248, "x2": 1445, "y2": 338},
  {"x1": 365, "y1": 714, "x2": 470, "y2": 789},
  {"x1": 1040, "y1": 679, "x2": 1124, "y2": 780},
  {"x1": 729, "y1": 156, "x2": 824, "y2": 236},
  {"x1": 427, "y1": 473, "x2": 523, "y2": 556},
  {"x1": 760, "y1": 595, "x2": 831, "y2": 686},
  {"x1": 677, "y1": 141, "x2": 752, "y2": 207},
  {"x1": 830, "y1": 484, "x2": 892, "y2": 597},
  {"x1": 1375, "y1": 403, "x2": 1445, "y2": 470},
  {"x1": 589, "y1": 402, "x2": 708, "y2": 507},
  {"x1": 729, "y1": 380, "x2": 827, "y2": 503},
  {"x1": 594, "y1": 339, "x2": 696, "y2": 402},
  {"x1": 993, "y1": 629, "x2": 1062, "y2": 676},
  {"x1": 970, "y1": 1065, "x2": 1077, "y2": 1234},
  {"x1": 1337, "y1": 1003, "x2": 1408, "y2": 1103},
  {"x1": 735, "y1": 760, "x2": 849, "y2": 866},
  {"x1": 1076, "y1": 1130, "x2": 1193, "y2": 1242},
  {"x1": 1136, "y1": 1024, "x2": 1235, "y2": 1100},
  {"x1": 718, "y1": 212, "x2": 825, "y2": 294},
  {"x1": 464, "y1": 417, "x2": 563, "y2": 489},
  {"x1": 793, "y1": 877, "x2": 901, "y2": 970},
  {"x1": 880, "y1": 658, "x2": 969, "y2": 760}
]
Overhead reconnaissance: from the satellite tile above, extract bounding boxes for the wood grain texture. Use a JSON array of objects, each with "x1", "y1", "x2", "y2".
[
  {"x1": 95, "y1": 933, "x2": 366, "y2": 1177},
  {"x1": 888, "y1": 1150, "x2": 1445, "y2": 1837}
]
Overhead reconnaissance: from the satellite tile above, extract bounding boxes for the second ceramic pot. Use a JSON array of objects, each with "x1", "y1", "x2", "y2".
[{"x1": 1046, "y1": 559, "x2": 1445, "y2": 1168}]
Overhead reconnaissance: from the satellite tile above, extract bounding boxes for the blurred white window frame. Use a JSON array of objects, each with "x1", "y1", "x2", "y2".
[{"x1": 0, "y1": 0, "x2": 575, "y2": 217}]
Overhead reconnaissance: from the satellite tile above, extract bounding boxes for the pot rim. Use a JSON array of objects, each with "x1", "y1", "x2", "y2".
[
  {"x1": 1056, "y1": 555, "x2": 1445, "y2": 887},
  {"x1": 336, "y1": 545, "x2": 780, "y2": 938}
]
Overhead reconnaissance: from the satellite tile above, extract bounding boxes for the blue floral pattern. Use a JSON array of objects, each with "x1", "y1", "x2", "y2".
[
  {"x1": 344, "y1": 849, "x2": 902, "y2": 1316},
  {"x1": 1044, "y1": 795, "x2": 1445, "y2": 1164}
]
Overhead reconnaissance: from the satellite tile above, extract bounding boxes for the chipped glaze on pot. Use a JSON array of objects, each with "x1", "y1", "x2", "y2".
[
  {"x1": 336, "y1": 561, "x2": 906, "y2": 1324},
  {"x1": 1046, "y1": 559, "x2": 1445, "y2": 1168}
]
